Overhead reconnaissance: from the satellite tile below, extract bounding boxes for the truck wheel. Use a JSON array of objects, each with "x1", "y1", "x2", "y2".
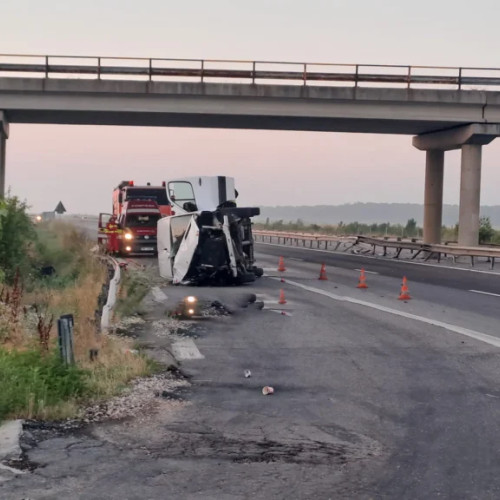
[
  {"x1": 253, "y1": 267, "x2": 264, "y2": 278},
  {"x1": 235, "y1": 272, "x2": 256, "y2": 285}
]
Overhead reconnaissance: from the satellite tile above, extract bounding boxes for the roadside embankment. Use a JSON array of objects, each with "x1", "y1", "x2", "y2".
[{"x1": 0, "y1": 218, "x2": 153, "y2": 422}]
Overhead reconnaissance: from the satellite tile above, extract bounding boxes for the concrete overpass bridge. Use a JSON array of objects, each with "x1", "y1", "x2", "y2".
[{"x1": 2, "y1": 54, "x2": 500, "y2": 245}]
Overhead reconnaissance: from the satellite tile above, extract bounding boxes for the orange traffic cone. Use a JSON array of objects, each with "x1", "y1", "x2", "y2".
[
  {"x1": 318, "y1": 263, "x2": 328, "y2": 281},
  {"x1": 277, "y1": 256, "x2": 286, "y2": 272},
  {"x1": 278, "y1": 289, "x2": 287, "y2": 304},
  {"x1": 398, "y1": 276, "x2": 411, "y2": 300},
  {"x1": 357, "y1": 268, "x2": 368, "y2": 289}
]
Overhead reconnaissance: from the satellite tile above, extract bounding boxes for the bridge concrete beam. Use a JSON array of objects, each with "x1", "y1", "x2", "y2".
[
  {"x1": 423, "y1": 150, "x2": 444, "y2": 244},
  {"x1": 412, "y1": 123, "x2": 500, "y2": 151},
  {"x1": 0, "y1": 112, "x2": 8, "y2": 199}
]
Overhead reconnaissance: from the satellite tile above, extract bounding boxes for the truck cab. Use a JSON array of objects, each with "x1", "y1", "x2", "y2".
[
  {"x1": 98, "y1": 199, "x2": 161, "y2": 255},
  {"x1": 167, "y1": 176, "x2": 237, "y2": 214}
]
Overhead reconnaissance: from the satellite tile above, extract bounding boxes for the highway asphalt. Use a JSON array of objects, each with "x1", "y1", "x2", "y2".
[
  {"x1": 257, "y1": 241, "x2": 500, "y2": 294},
  {"x1": 256, "y1": 243, "x2": 500, "y2": 339},
  {"x1": 6, "y1": 225, "x2": 500, "y2": 498}
]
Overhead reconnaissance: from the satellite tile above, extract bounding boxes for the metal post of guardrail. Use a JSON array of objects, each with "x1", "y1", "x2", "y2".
[
  {"x1": 201, "y1": 59, "x2": 204, "y2": 83},
  {"x1": 354, "y1": 65, "x2": 359, "y2": 88},
  {"x1": 407, "y1": 66, "x2": 412, "y2": 89},
  {"x1": 303, "y1": 63, "x2": 307, "y2": 86},
  {"x1": 97, "y1": 57, "x2": 101, "y2": 80},
  {"x1": 252, "y1": 61, "x2": 256, "y2": 84},
  {"x1": 57, "y1": 314, "x2": 75, "y2": 365},
  {"x1": 45, "y1": 56, "x2": 49, "y2": 78},
  {"x1": 458, "y1": 67, "x2": 462, "y2": 90}
]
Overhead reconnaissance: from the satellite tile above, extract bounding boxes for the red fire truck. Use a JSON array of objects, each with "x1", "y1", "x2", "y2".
[
  {"x1": 98, "y1": 199, "x2": 161, "y2": 255},
  {"x1": 112, "y1": 181, "x2": 173, "y2": 217}
]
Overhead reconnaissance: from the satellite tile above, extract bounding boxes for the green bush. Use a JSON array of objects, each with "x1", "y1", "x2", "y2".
[
  {"x1": 479, "y1": 216, "x2": 495, "y2": 244},
  {"x1": 0, "y1": 348, "x2": 88, "y2": 421},
  {"x1": 0, "y1": 196, "x2": 36, "y2": 284}
]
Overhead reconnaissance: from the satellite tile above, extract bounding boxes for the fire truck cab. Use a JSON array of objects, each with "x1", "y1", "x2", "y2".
[{"x1": 98, "y1": 199, "x2": 161, "y2": 255}]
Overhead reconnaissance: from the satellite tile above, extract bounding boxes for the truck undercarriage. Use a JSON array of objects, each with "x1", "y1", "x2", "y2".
[{"x1": 158, "y1": 205, "x2": 263, "y2": 285}]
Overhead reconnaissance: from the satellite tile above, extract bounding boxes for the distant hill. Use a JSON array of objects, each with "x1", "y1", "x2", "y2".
[{"x1": 256, "y1": 203, "x2": 500, "y2": 228}]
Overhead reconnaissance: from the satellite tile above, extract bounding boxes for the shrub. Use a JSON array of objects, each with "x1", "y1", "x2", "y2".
[
  {"x1": 479, "y1": 216, "x2": 494, "y2": 244},
  {"x1": 0, "y1": 196, "x2": 36, "y2": 283}
]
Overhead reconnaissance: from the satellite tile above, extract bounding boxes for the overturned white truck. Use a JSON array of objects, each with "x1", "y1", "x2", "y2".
[{"x1": 157, "y1": 176, "x2": 263, "y2": 285}]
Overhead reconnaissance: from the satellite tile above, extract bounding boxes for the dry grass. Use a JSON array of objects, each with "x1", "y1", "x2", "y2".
[
  {"x1": 1, "y1": 221, "x2": 153, "y2": 420},
  {"x1": 82, "y1": 337, "x2": 152, "y2": 399}
]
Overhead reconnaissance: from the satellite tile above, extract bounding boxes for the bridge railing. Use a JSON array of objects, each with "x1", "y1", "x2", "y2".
[{"x1": 1, "y1": 54, "x2": 500, "y2": 90}]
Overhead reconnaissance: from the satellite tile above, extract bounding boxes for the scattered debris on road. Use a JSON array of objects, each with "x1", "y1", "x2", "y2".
[{"x1": 262, "y1": 386, "x2": 274, "y2": 395}]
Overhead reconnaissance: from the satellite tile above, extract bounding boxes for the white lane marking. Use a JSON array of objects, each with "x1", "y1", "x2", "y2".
[
  {"x1": 256, "y1": 293, "x2": 293, "y2": 309},
  {"x1": 269, "y1": 310, "x2": 293, "y2": 316},
  {"x1": 469, "y1": 290, "x2": 500, "y2": 297},
  {"x1": 289, "y1": 257, "x2": 305, "y2": 262},
  {"x1": 171, "y1": 339, "x2": 204, "y2": 360},
  {"x1": 256, "y1": 292, "x2": 276, "y2": 302},
  {"x1": 271, "y1": 277, "x2": 500, "y2": 349},
  {"x1": 354, "y1": 268, "x2": 379, "y2": 275},
  {"x1": 257, "y1": 242, "x2": 500, "y2": 276},
  {"x1": 262, "y1": 267, "x2": 282, "y2": 273},
  {"x1": 151, "y1": 286, "x2": 168, "y2": 303}
]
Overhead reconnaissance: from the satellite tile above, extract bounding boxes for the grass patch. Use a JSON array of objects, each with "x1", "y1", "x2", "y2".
[
  {"x1": 0, "y1": 348, "x2": 88, "y2": 421},
  {"x1": 33, "y1": 221, "x2": 97, "y2": 289},
  {"x1": 83, "y1": 343, "x2": 157, "y2": 399}
]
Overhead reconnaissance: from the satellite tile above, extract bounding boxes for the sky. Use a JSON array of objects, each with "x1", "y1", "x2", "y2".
[{"x1": 3, "y1": 0, "x2": 500, "y2": 213}]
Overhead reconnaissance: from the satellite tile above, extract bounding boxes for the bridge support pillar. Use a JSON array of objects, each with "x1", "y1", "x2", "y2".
[
  {"x1": 423, "y1": 150, "x2": 444, "y2": 244},
  {"x1": 0, "y1": 112, "x2": 9, "y2": 200},
  {"x1": 413, "y1": 124, "x2": 500, "y2": 246},
  {"x1": 458, "y1": 144, "x2": 482, "y2": 246}
]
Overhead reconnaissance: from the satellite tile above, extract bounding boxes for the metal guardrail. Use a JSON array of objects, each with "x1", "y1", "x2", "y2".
[
  {"x1": 2, "y1": 54, "x2": 500, "y2": 90},
  {"x1": 431, "y1": 244, "x2": 500, "y2": 268},
  {"x1": 255, "y1": 230, "x2": 500, "y2": 269},
  {"x1": 357, "y1": 236, "x2": 429, "y2": 258},
  {"x1": 254, "y1": 230, "x2": 356, "y2": 250},
  {"x1": 358, "y1": 236, "x2": 500, "y2": 267}
]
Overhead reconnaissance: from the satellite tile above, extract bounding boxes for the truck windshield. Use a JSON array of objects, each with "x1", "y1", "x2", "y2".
[
  {"x1": 125, "y1": 214, "x2": 161, "y2": 228},
  {"x1": 125, "y1": 189, "x2": 169, "y2": 205}
]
